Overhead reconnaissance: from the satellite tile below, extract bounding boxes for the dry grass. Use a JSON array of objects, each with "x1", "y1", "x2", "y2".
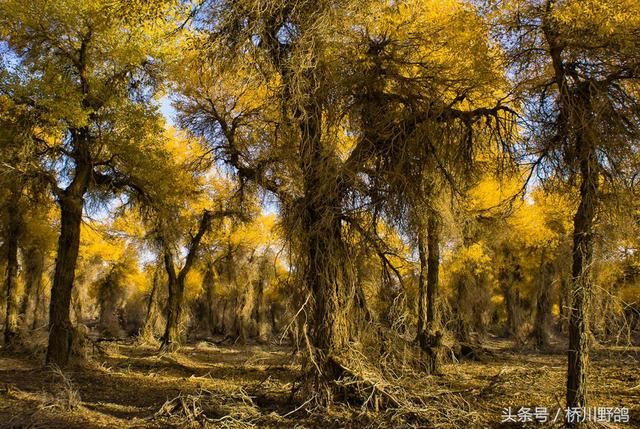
[{"x1": 0, "y1": 339, "x2": 638, "y2": 428}]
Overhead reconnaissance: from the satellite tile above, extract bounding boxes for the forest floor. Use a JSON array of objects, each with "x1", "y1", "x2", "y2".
[{"x1": 0, "y1": 333, "x2": 638, "y2": 428}]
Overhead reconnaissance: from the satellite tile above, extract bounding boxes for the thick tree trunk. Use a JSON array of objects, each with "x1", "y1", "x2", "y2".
[
  {"x1": 20, "y1": 246, "x2": 44, "y2": 331},
  {"x1": 499, "y1": 248, "x2": 522, "y2": 339},
  {"x1": 503, "y1": 285, "x2": 522, "y2": 338},
  {"x1": 46, "y1": 130, "x2": 92, "y2": 367},
  {"x1": 3, "y1": 193, "x2": 21, "y2": 347},
  {"x1": 218, "y1": 299, "x2": 227, "y2": 335},
  {"x1": 161, "y1": 250, "x2": 182, "y2": 350},
  {"x1": 416, "y1": 213, "x2": 443, "y2": 373},
  {"x1": 160, "y1": 211, "x2": 212, "y2": 350},
  {"x1": 239, "y1": 280, "x2": 256, "y2": 343},
  {"x1": 46, "y1": 192, "x2": 86, "y2": 366},
  {"x1": 426, "y1": 215, "x2": 440, "y2": 329},
  {"x1": 543, "y1": 13, "x2": 599, "y2": 418},
  {"x1": 299, "y1": 101, "x2": 352, "y2": 404},
  {"x1": 98, "y1": 267, "x2": 123, "y2": 337},
  {"x1": 566, "y1": 132, "x2": 598, "y2": 413},
  {"x1": 0, "y1": 263, "x2": 5, "y2": 332}
]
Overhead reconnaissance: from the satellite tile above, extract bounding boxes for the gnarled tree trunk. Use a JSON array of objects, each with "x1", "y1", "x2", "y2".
[
  {"x1": 46, "y1": 192, "x2": 86, "y2": 366},
  {"x1": 161, "y1": 249, "x2": 182, "y2": 350},
  {"x1": 160, "y1": 210, "x2": 212, "y2": 351},
  {"x1": 299, "y1": 101, "x2": 353, "y2": 404},
  {"x1": 141, "y1": 267, "x2": 161, "y2": 339},
  {"x1": 566, "y1": 125, "x2": 598, "y2": 412},
  {"x1": 46, "y1": 140, "x2": 91, "y2": 366}
]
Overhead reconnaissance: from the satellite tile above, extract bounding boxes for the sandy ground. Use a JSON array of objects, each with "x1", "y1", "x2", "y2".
[{"x1": 0, "y1": 338, "x2": 638, "y2": 428}]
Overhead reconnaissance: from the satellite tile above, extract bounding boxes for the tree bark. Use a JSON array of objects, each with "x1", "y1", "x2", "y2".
[
  {"x1": 566, "y1": 125, "x2": 598, "y2": 412},
  {"x1": 503, "y1": 285, "x2": 522, "y2": 338},
  {"x1": 238, "y1": 280, "x2": 255, "y2": 343},
  {"x1": 160, "y1": 211, "x2": 212, "y2": 350},
  {"x1": 416, "y1": 213, "x2": 443, "y2": 373},
  {"x1": 299, "y1": 100, "x2": 353, "y2": 404},
  {"x1": 424, "y1": 214, "x2": 443, "y2": 372},
  {"x1": 46, "y1": 131, "x2": 92, "y2": 367},
  {"x1": 558, "y1": 276, "x2": 569, "y2": 333},
  {"x1": 46, "y1": 193, "x2": 86, "y2": 366},
  {"x1": 416, "y1": 225, "x2": 428, "y2": 341},
  {"x1": 141, "y1": 267, "x2": 161, "y2": 339},
  {"x1": 542, "y1": 7, "x2": 599, "y2": 415},
  {"x1": 426, "y1": 215, "x2": 440, "y2": 329},
  {"x1": 20, "y1": 246, "x2": 44, "y2": 332},
  {"x1": 160, "y1": 249, "x2": 181, "y2": 350},
  {"x1": 3, "y1": 191, "x2": 21, "y2": 347}
]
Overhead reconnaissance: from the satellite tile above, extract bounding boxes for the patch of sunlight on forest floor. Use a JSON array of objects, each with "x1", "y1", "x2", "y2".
[{"x1": 0, "y1": 339, "x2": 638, "y2": 428}]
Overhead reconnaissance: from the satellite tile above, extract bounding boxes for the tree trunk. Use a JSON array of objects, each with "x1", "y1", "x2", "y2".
[
  {"x1": 426, "y1": 216, "x2": 440, "y2": 329},
  {"x1": 0, "y1": 262, "x2": 5, "y2": 332},
  {"x1": 503, "y1": 285, "x2": 522, "y2": 338},
  {"x1": 141, "y1": 267, "x2": 161, "y2": 339},
  {"x1": 160, "y1": 210, "x2": 212, "y2": 350},
  {"x1": 424, "y1": 214, "x2": 443, "y2": 372},
  {"x1": 32, "y1": 270, "x2": 48, "y2": 330},
  {"x1": 239, "y1": 280, "x2": 256, "y2": 343},
  {"x1": 543, "y1": 13, "x2": 599, "y2": 417},
  {"x1": 203, "y1": 264, "x2": 216, "y2": 335},
  {"x1": 558, "y1": 276, "x2": 569, "y2": 333},
  {"x1": 299, "y1": 101, "x2": 353, "y2": 404},
  {"x1": 3, "y1": 192, "x2": 21, "y2": 347},
  {"x1": 20, "y1": 246, "x2": 44, "y2": 332},
  {"x1": 46, "y1": 130, "x2": 92, "y2": 367},
  {"x1": 566, "y1": 129, "x2": 598, "y2": 412},
  {"x1": 46, "y1": 192, "x2": 86, "y2": 366},
  {"x1": 533, "y1": 252, "x2": 553, "y2": 349},
  {"x1": 416, "y1": 225, "x2": 428, "y2": 341},
  {"x1": 456, "y1": 273, "x2": 471, "y2": 343},
  {"x1": 256, "y1": 278, "x2": 269, "y2": 343},
  {"x1": 161, "y1": 250, "x2": 182, "y2": 350},
  {"x1": 416, "y1": 213, "x2": 443, "y2": 373},
  {"x1": 218, "y1": 299, "x2": 227, "y2": 335}
]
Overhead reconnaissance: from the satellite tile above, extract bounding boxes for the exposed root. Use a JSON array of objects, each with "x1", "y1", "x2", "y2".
[{"x1": 153, "y1": 387, "x2": 260, "y2": 427}]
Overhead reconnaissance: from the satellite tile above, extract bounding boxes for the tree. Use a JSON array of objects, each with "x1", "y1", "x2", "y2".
[
  {"x1": 0, "y1": 90, "x2": 50, "y2": 346},
  {"x1": 491, "y1": 0, "x2": 640, "y2": 415},
  {"x1": 178, "y1": 0, "x2": 514, "y2": 402},
  {"x1": 0, "y1": 0, "x2": 185, "y2": 366}
]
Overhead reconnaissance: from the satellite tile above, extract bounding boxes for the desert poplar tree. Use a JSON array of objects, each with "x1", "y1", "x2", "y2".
[
  {"x1": 489, "y1": 0, "x2": 640, "y2": 415},
  {"x1": 0, "y1": 0, "x2": 188, "y2": 366}
]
